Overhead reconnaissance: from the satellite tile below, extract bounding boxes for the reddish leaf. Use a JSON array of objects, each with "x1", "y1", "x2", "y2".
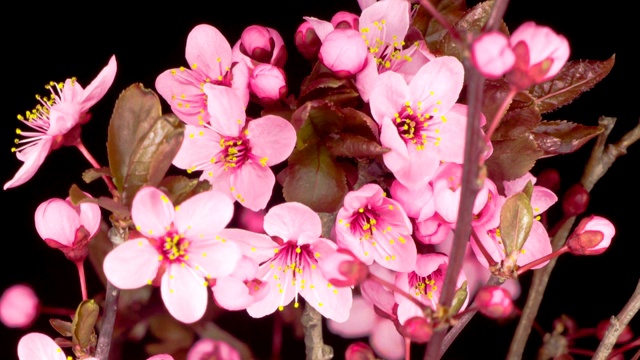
[
  {"x1": 69, "y1": 184, "x2": 130, "y2": 218},
  {"x1": 485, "y1": 137, "x2": 543, "y2": 188},
  {"x1": 326, "y1": 133, "x2": 389, "y2": 158},
  {"x1": 529, "y1": 55, "x2": 615, "y2": 114},
  {"x1": 82, "y1": 167, "x2": 112, "y2": 184},
  {"x1": 531, "y1": 120, "x2": 603, "y2": 156},
  {"x1": 291, "y1": 100, "x2": 344, "y2": 149},
  {"x1": 492, "y1": 103, "x2": 541, "y2": 141},
  {"x1": 340, "y1": 107, "x2": 379, "y2": 141},
  {"x1": 413, "y1": 0, "x2": 467, "y2": 52},
  {"x1": 278, "y1": 143, "x2": 348, "y2": 213},
  {"x1": 158, "y1": 175, "x2": 212, "y2": 206},
  {"x1": 298, "y1": 62, "x2": 360, "y2": 106}
]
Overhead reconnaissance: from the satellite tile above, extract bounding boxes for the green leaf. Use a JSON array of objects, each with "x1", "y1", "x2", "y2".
[
  {"x1": 158, "y1": 175, "x2": 212, "y2": 206},
  {"x1": 82, "y1": 168, "x2": 112, "y2": 184},
  {"x1": 326, "y1": 133, "x2": 390, "y2": 158},
  {"x1": 50, "y1": 319, "x2": 73, "y2": 337},
  {"x1": 529, "y1": 55, "x2": 615, "y2": 114},
  {"x1": 531, "y1": 120, "x2": 604, "y2": 156},
  {"x1": 278, "y1": 143, "x2": 348, "y2": 213},
  {"x1": 485, "y1": 137, "x2": 543, "y2": 188},
  {"x1": 107, "y1": 83, "x2": 185, "y2": 206},
  {"x1": 291, "y1": 100, "x2": 344, "y2": 149},
  {"x1": 450, "y1": 281, "x2": 468, "y2": 315},
  {"x1": 499, "y1": 192, "x2": 533, "y2": 255},
  {"x1": 72, "y1": 299, "x2": 99, "y2": 350}
]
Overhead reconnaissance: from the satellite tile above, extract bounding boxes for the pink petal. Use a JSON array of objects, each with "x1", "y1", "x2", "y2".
[
  {"x1": 354, "y1": 54, "x2": 380, "y2": 103},
  {"x1": 471, "y1": 31, "x2": 515, "y2": 79},
  {"x1": 370, "y1": 319, "x2": 405, "y2": 360},
  {"x1": 219, "y1": 228, "x2": 277, "y2": 263},
  {"x1": 79, "y1": 55, "x2": 118, "y2": 112},
  {"x1": 103, "y1": 237, "x2": 160, "y2": 289},
  {"x1": 172, "y1": 125, "x2": 221, "y2": 171},
  {"x1": 436, "y1": 103, "x2": 473, "y2": 164},
  {"x1": 300, "y1": 256, "x2": 353, "y2": 322},
  {"x1": 359, "y1": 0, "x2": 410, "y2": 48},
  {"x1": 247, "y1": 265, "x2": 296, "y2": 318},
  {"x1": 0, "y1": 284, "x2": 39, "y2": 328},
  {"x1": 187, "y1": 338, "x2": 241, "y2": 360},
  {"x1": 132, "y1": 187, "x2": 175, "y2": 237},
  {"x1": 212, "y1": 276, "x2": 259, "y2": 311},
  {"x1": 203, "y1": 84, "x2": 246, "y2": 136},
  {"x1": 531, "y1": 186, "x2": 558, "y2": 215},
  {"x1": 369, "y1": 71, "x2": 409, "y2": 125},
  {"x1": 155, "y1": 69, "x2": 209, "y2": 126},
  {"x1": 34, "y1": 198, "x2": 80, "y2": 246},
  {"x1": 302, "y1": 16, "x2": 335, "y2": 41},
  {"x1": 231, "y1": 161, "x2": 275, "y2": 211},
  {"x1": 4, "y1": 137, "x2": 53, "y2": 190},
  {"x1": 263, "y1": 202, "x2": 322, "y2": 241},
  {"x1": 161, "y1": 263, "x2": 209, "y2": 323},
  {"x1": 409, "y1": 56, "x2": 464, "y2": 115},
  {"x1": 247, "y1": 115, "x2": 296, "y2": 166},
  {"x1": 186, "y1": 241, "x2": 242, "y2": 278},
  {"x1": 200, "y1": 165, "x2": 234, "y2": 199},
  {"x1": 78, "y1": 201, "x2": 102, "y2": 237},
  {"x1": 147, "y1": 355, "x2": 175, "y2": 360},
  {"x1": 17, "y1": 332, "x2": 66, "y2": 360},
  {"x1": 389, "y1": 180, "x2": 434, "y2": 219},
  {"x1": 517, "y1": 220, "x2": 552, "y2": 268},
  {"x1": 327, "y1": 295, "x2": 377, "y2": 338},
  {"x1": 174, "y1": 190, "x2": 234, "y2": 237},
  {"x1": 185, "y1": 24, "x2": 232, "y2": 80},
  {"x1": 230, "y1": 61, "x2": 251, "y2": 107},
  {"x1": 47, "y1": 101, "x2": 80, "y2": 136}
]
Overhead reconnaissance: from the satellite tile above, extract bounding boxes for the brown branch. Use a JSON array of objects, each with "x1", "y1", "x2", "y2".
[
  {"x1": 593, "y1": 279, "x2": 640, "y2": 360},
  {"x1": 507, "y1": 117, "x2": 640, "y2": 359},
  {"x1": 302, "y1": 305, "x2": 334, "y2": 360}
]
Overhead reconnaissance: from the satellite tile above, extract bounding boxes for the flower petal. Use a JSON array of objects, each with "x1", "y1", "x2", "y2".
[
  {"x1": 79, "y1": 55, "x2": 118, "y2": 112},
  {"x1": 161, "y1": 263, "x2": 208, "y2": 324},
  {"x1": 185, "y1": 24, "x2": 232, "y2": 81},
  {"x1": 18, "y1": 332, "x2": 66, "y2": 360},
  {"x1": 231, "y1": 161, "x2": 275, "y2": 211},
  {"x1": 204, "y1": 84, "x2": 246, "y2": 136},
  {"x1": 34, "y1": 198, "x2": 81, "y2": 246},
  {"x1": 186, "y1": 240, "x2": 241, "y2": 279},
  {"x1": 103, "y1": 237, "x2": 160, "y2": 289},
  {"x1": 219, "y1": 228, "x2": 277, "y2": 263},
  {"x1": 263, "y1": 202, "x2": 322, "y2": 241},
  {"x1": 4, "y1": 136, "x2": 53, "y2": 190},
  {"x1": 132, "y1": 187, "x2": 175, "y2": 237},
  {"x1": 174, "y1": 190, "x2": 234, "y2": 238},
  {"x1": 247, "y1": 115, "x2": 296, "y2": 166}
]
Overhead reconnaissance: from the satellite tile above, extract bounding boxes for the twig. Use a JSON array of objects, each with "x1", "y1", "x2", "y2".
[
  {"x1": 507, "y1": 117, "x2": 640, "y2": 359},
  {"x1": 94, "y1": 281, "x2": 120, "y2": 360},
  {"x1": 302, "y1": 305, "x2": 333, "y2": 360},
  {"x1": 593, "y1": 279, "x2": 640, "y2": 360}
]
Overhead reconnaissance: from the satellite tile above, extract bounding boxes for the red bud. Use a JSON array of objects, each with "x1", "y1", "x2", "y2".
[
  {"x1": 562, "y1": 184, "x2": 589, "y2": 217},
  {"x1": 475, "y1": 286, "x2": 514, "y2": 319},
  {"x1": 345, "y1": 342, "x2": 375, "y2": 360}
]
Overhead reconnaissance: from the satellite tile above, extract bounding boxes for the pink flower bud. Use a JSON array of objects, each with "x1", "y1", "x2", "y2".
[
  {"x1": 506, "y1": 21, "x2": 570, "y2": 89},
  {"x1": 562, "y1": 183, "x2": 589, "y2": 217},
  {"x1": 475, "y1": 286, "x2": 514, "y2": 319},
  {"x1": 566, "y1": 215, "x2": 615, "y2": 255},
  {"x1": 345, "y1": 342, "x2": 375, "y2": 360},
  {"x1": 249, "y1": 63, "x2": 287, "y2": 104},
  {"x1": 240, "y1": 25, "x2": 275, "y2": 64},
  {"x1": 295, "y1": 21, "x2": 322, "y2": 61},
  {"x1": 399, "y1": 316, "x2": 433, "y2": 343},
  {"x1": 596, "y1": 319, "x2": 634, "y2": 344},
  {"x1": 0, "y1": 284, "x2": 39, "y2": 328},
  {"x1": 471, "y1": 31, "x2": 515, "y2": 79},
  {"x1": 331, "y1": 11, "x2": 359, "y2": 30},
  {"x1": 319, "y1": 28, "x2": 367, "y2": 78},
  {"x1": 319, "y1": 249, "x2": 369, "y2": 287}
]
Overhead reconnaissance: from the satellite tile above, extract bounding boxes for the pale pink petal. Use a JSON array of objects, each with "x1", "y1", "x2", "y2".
[
  {"x1": 185, "y1": 24, "x2": 232, "y2": 80},
  {"x1": 218, "y1": 228, "x2": 276, "y2": 263},
  {"x1": 389, "y1": 180, "x2": 434, "y2": 219},
  {"x1": 369, "y1": 71, "x2": 409, "y2": 125},
  {"x1": 471, "y1": 31, "x2": 515, "y2": 79},
  {"x1": 319, "y1": 29, "x2": 368, "y2": 77},
  {"x1": 0, "y1": 284, "x2": 39, "y2": 328},
  {"x1": 172, "y1": 125, "x2": 221, "y2": 171},
  {"x1": 582, "y1": 216, "x2": 615, "y2": 251},
  {"x1": 147, "y1": 355, "x2": 174, "y2": 360},
  {"x1": 436, "y1": 103, "x2": 472, "y2": 164},
  {"x1": 510, "y1": 21, "x2": 570, "y2": 80},
  {"x1": 354, "y1": 54, "x2": 380, "y2": 102},
  {"x1": 263, "y1": 202, "x2": 322, "y2": 241},
  {"x1": 203, "y1": 84, "x2": 246, "y2": 136},
  {"x1": 103, "y1": 237, "x2": 160, "y2": 289},
  {"x1": 300, "y1": 257, "x2": 353, "y2": 322},
  {"x1": 409, "y1": 57, "x2": 464, "y2": 116},
  {"x1": 34, "y1": 198, "x2": 81, "y2": 246},
  {"x1": 78, "y1": 202, "x2": 102, "y2": 237},
  {"x1": 4, "y1": 137, "x2": 53, "y2": 190},
  {"x1": 302, "y1": 16, "x2": 335, "y2": 41},
  {"x1": 213, "y1": 275, "x2": 263, "y2": 311},
  {"x1": 79, "y1": 55, "x2": 118, "y2": 111},
  {"x1": 161, "y1": 263, "x2": 208, "y2": 324},
  {"x1": 47, "y1": 101, "x2": 81, "y2": 136},
  {"x1": 370, "y1": 319, "x2": 405, "y2": 360},
  {"x1": 187, "y1": 338, "x2": 241, "y2": 360},
  {"x1": 503, "y1": 172, "x2": 537, "y2": 197},
  {"x1": 230, "y1": 61, "x2": 251, "y2": 107},
  {"x1": 17, "y1": 333, "x2": 66, "y2": 360},
  {"x1": 327, "y1": 296, "x2": 376, "y2": 338},
  {"x1": 131, "y1": 187, "x2": 175, "y2": 237},
  {"x1": 517, "y1": 220, "x2": 552, "y2": 268},
  {"x1": 247, "y1": 265, "x2": 296, "y2": 318},
  {"x1": 155, "y1": 69, "x2": 209, "y2": 126},
  {"x1": 359, "y1": 0, "x2": 410, "y2": 47},
  {"x1": 247, "y1": 115, "x2": 296, "y2": 166},
  {"x1": 186, "y1": 241, "x2": 242, "y2": 278},
  {"x1": 174, "y1": 190, "x2": 234, "y2": 237},
  {"x1": 531, "y1": 186, "x2": 558, "y2": 215},
  {"x1": 200, "y1": 166, "x2": 234, "y2": 199},
  {"x1": 231, "y1": 161, "x2": 275, "y2": 211}
]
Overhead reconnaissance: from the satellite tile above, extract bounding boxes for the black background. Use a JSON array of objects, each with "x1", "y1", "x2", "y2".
[{"x1": 1, "y1": 1, "x2": 638, "y2": 359}]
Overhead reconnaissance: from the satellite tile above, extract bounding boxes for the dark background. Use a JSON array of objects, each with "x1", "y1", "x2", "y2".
[{"x1": 1, "y1": 1, "x2": 638, "y2": 359}]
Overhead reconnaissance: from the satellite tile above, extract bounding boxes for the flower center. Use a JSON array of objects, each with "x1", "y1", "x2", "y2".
[
  {"x1": 351, "y1": 207, "x2": 379, "y2": 240},
  {"x1": 219, "y1": 135, "x2": 250, "y2": 170},
  {"x1": 160, "y1": 230, "x2": 190, "y2": 263},
  {"x1": 394, "y1": 102, "x2": 435, "y2": 150}
]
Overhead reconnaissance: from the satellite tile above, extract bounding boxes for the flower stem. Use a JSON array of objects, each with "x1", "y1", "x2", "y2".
[
  {"x1": 75, "y1": 261, "x2": 88, "y2": 301},
  {"x1": 405, "y1": 337, "x2": 412, "y2": 360},
  {"x1": 75, "y1": 141, "x2": 117, "y2": 194},
  {"x1": 470, "y1": 228, "x2": 498, "y2": 267},
  {"x1": 94, "y1": 280, "x2": 120, "y2": 360},
  {"x1": 516, "y1": 246, "x2": 569, "y2": 276}
]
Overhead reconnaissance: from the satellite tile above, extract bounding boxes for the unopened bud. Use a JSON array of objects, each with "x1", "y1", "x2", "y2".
[
  {"x1": 596, "y1": 319, "x2": 634, "y2": 344},
  {"x1": 475, "y1": 286, "x2": 514, "y2": 319},
  {"x1": 239, "y1": 25, "x2": 275, "y2": 64},
  {"x1": 536, "y1": 168, "x2": 561, "y2": 194},
  {"x1": 566, "y1": 215, "x2": 615, "y2": 255},
  {"x1": 0, "y1": 284, "x2": 39, "y2": 328},
  {"x1": 399, "y1": 316, "x2": 433, "y2": 343},
  {"x1": 295, "y1": 21, "x2": 322, "y2": 61},
  {"x1": 331, "y1": 11, "x2": 359, "y2": 30},
  {"x1": 562, "y1": 184, "x2": 589, "y2": 217},
  {"x1": 319, "y1": 29, "x2": 367, "y2": 78},
  {"x1": 345, "y1": 342, "x2": 375, "y2": 360},
  {"x1": 319, "y1": 249, "x2": 369, "y2": 287}
]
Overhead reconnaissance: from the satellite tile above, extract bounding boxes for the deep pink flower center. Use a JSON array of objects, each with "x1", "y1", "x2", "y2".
[
  {"x1": 159, "y1": 229, "x2": 190, "y2": 263},
  {"x1": 350, "y1": 207, "x2": 379, "y2": 240},
  {"x1": 394, "y1": 104, "x2": 434, "y2": 149},
  {"x1": 219, "y1": 135, "x2": 251, "y2": 169},
  {"x1": 408, "y1": 269, "x2": 443, "y2": 302},
  {"x1": 273, "y1": 242, "x2": 314, "y2": 276}
]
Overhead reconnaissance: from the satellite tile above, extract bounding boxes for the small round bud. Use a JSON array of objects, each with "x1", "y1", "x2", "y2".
[
  {"x1": 319, "y1": 29, "x2": 367, "y2": 78},
  {"x1": 295, "y1": 21, "x2": 322, "y2": 61},
  {"x1": 562, "y1": 183, "x2": 589, "y2": 217},
  {"x1": 319, "y1": 249, "x2": 369, "y2": 287},
  {"x1": 536, "y1": 168, "x2": 561, "y2": 194},
  {"x1": 331, "y1": 11, "x2": 359, "y2": 30},
  {"x1": 399, "y1": 316, "x2": 433, "y2": 343},
  {"x1": 240, "y1": 25, "x2": 275, "y2": 64},
  {"x1": 0, "y1": 284, "x2": 39, "y2": 328},
  {"x1": 345, "y1": 342, "x2": 375, "y2": 360},
  {"x1": 475, "y1": 286, "x2": 514, "y2": 319},
  {"x1": 566, "y1": 215, "x2": 615, "y2": 255}
]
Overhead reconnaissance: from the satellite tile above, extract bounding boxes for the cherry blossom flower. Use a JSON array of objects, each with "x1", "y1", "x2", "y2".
[
  {"x1": 335, "y1": 183, "x2": 417, "y2": 272},
  {"x1": 155, "y1": 24, "x2": 250, "y2": 126},
  {"x1": 171, "y1": 84, "x2": 296, "y2": 211},
  {"x1": 212, "y1": 255, "x2": 269, "y2": 311},
  {"x1": 232, "y1": 25, "x2": 287, "y2": 68},
  {"x1": 369, "y1": 56, "x2": 469, "y2": 187},
  {"x1": 5, "y1": 55, "x2": 117, "y2": 190},
  {"x1": 34, "y1": 195, "x2": 101, "y2": 263},
  {"x1": 0, "y1": 284, "x2": 39, "y2": 328},
  {"x1": 229, "y1": 202, "x2": 353, "y2": 322},
  {"x1": 103, "y1": 186, "x2": 241, "y2": 324}
]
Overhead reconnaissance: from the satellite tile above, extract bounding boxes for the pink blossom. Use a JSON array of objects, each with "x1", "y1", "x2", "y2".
[
  {"x1": 369, "y1": 57, "x2": 469, "y2": 186},
  {"x1": 103, "y1": 187, "x2": 241, "y2": 324},
  {"x1": 394, "y1": 253, "x2": 468, "y2": 325},
  {"x1": 319, "y1": 28, "x2": 368, "y2": 78},
  {"x1": 233, "y1": 25, "x2": 287, "y2": 68},
  {"x1": 34, "y1": 194, "x2": 101, "y2": 263},
  {"x1": 471, "y1": 31, "x2": 516, "y2": 79},
  {"x1": 155, "y1": 24, "x2": 250, "y2": 126},
  {"x1": 212, "y1": 255, "x2": 269, "y2": 310},
  {"x1": 18, "y1": 332, "x2": 69, "y2": 360},
  {"x1": 229, "y1": 202, "x2": 353, "y2": 322},
  {"x1": 172, "y1": 84, "x2": 296, "y2": 211},
  {"x1": 0, "y1": 284, "x2": 39, "y2": 328},
  {"x1": 249, "y1": 63, "x2": 288, "y2": 104},
  {"x1": 335, "y1": 183, "x2": 417, "y2": 272},
  {"x1": 567, "y1": 215, "x2": 615, "y2": 255},
  {"x1": 187, "y1": 338, "x2": 240, "y2": 360},
  {"x1": 5, "y1": 55, "x2": 117, "y2": 190},
  {"x1": 318, "y1": 248, "x2": 369, "y2": 287}
]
